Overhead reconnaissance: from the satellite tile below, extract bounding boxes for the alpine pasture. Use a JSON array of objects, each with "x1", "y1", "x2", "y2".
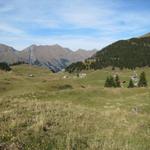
[{"x1": 0, "y1": 65, "x2": 150, "y2": 150}]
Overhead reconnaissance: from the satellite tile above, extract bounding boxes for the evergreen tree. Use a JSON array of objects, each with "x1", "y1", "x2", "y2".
[
  {"x1": 128, "y1": 79, "x2": 134, "y2": 88},
  {"x1": 115, "y1": 75, "x2": 121, "y2": 87},
  {"x1": 109, "y1": 76, "x2": 116, "y2": 87},
  {"x1": 138, "y1": 72, "x2": 148, "y2": 87},
  {"x1": 104, "y1": 75, "x2": 116, "y2": 87},
  {"x1": 65, "y1": 61, "x2": 86, "y2": 73},
  {"x1": 104, "y1": 77, "x2": 110, "y2": 87}
]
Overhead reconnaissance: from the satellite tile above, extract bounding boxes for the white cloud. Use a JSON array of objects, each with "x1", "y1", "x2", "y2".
[
  {"x1": 0, "y1": 22, "x2": 24, "y2": 34},
  {"x1": 0, "y1": 32, "x2": 118, "y2": 51},
  {"x1": 0, "y1": 0, "x2": 150, "y2": 50}
]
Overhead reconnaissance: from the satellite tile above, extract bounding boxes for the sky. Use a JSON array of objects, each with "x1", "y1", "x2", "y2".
[{"x1": 0, "y1": 0, "x2": 150, "y2": 50}]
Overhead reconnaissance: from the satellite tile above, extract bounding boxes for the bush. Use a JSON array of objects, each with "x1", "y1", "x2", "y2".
[
  {"x1": 53, "y1": 84, "x2": 73, "y2": 90},
  {"x1": 0, "y1": 62, "x2": 11, "y2": 71},
  {"x1": 11, "y1": 61, "x2": 27, "y2": 66}
]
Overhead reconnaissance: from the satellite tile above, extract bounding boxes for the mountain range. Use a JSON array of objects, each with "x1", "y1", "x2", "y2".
[
  {"x1": 0, "y1": 44, "x2": 96, "y2": 72},
  {"x1": 66, "y1": 33, "x2": 150, "y2": 72}
]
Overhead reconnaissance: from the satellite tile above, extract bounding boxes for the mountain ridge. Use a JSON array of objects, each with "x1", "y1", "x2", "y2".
[
  {"x1": 0, "y1": 43, "x2": 97, "y2": 72},
  {"x1": 140, "y1": 33, "x2": 150, "y2": 38}
]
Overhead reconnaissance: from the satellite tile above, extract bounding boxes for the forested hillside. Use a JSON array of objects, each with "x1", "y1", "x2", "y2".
[{"x1": 66, "y1": 36, "x2": 150, "y2": 73}]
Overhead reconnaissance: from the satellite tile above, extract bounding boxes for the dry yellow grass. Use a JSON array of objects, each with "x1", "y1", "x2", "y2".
[{"x1": 0, "y1": 65, "x2": 150, "y2": 149}]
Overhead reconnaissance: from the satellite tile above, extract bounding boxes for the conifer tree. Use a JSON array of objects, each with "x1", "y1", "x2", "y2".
[
  {"x1": 109, "y1": 75, "x2": 116, "y2": 87},
  {"x1": 104, "y1": 77, "x2": 110, "y2": 87},
  {"x1": 128, "y1": 79, "x2": 134, "y2": 88},
  {"x1": 115, "y1": 75, "x2": 121, "y2": 87},
  {"x1": 104, "y1": 75, "x2": 119, "y2": 88},
  {"x1": 138, "y1": 72, "x2": 148, "y2": 87}
]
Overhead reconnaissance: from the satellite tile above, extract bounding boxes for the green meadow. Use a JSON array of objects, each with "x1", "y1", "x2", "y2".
[{"x1": 0, "y1": 64, "x2": 150, "y2": 150}]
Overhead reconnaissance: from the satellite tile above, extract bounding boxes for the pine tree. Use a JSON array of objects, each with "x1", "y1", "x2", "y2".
[
  {"x1": 104, "y1": 75, "x2": 119, "y2": 88},
  {"x1": 138, "y1": 72, "x2": 148, "y2": 87},
  {"x1": 128, "y1": 79, "x2": 134, "y2": 88},
  {"x1": 104, "y1": 77, "x2": 110, "y2": 87},
  {"x1": 110, "y1": 76, "x2": 116, "y2": 87},
  {"x1": 115, "y1": 75, "x2": 121, "y2": 87}
]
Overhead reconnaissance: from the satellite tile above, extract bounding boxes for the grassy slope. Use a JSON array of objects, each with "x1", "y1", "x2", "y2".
[{"x1": 0, "y1": 64, "x2": 150, "y2": 150}]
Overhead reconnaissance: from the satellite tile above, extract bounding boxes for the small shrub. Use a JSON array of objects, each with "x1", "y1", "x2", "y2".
[{"x1": 53, "y1": 84, "x2": 73, "y2": 90}]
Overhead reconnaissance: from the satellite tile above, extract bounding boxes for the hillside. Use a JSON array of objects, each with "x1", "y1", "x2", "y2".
[
  {"x1": 140, "y1": 33, "x2": 150, "y2": 38},
  {"x1": 0, "y1": 44, "x2": 96, "y2": 72},
  {"x1": 0, "y1": 65, "x2": 150, "y2": 149},
  {"x1": 0, "y1": 44, "x2": 19, "y2": 63},
  {"x1": 66, "y1": 34, "x2": 150, "y2": 72},
  {"x1": 92, "y1": 37, "x2": 150, "y2": 69}
]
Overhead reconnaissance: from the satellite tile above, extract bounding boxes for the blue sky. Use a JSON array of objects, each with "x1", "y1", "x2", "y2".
[{"x1": 0, "y1": 0, "x2": 150, "y2": 50}]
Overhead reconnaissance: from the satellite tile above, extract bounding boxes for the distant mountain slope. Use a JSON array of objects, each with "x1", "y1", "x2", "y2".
[
  {"x1": 19, "y1": 44, "x2": 73, "y2": 72},
  {"x1": 140, "y1": 33, "x2": 150, "y2": 38},
  {"x1": 65, "y1": 49, "x2": 97, "y2": 62},
  {"x1": 0, "y1": 44, "x2": 96, "y2": 72},
  {"x1": 0, "y1": 44, "x2": 19, "y2": 63},
  {"x1": 66, "y1": 33, "x2": 150, "y2": 72}
]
